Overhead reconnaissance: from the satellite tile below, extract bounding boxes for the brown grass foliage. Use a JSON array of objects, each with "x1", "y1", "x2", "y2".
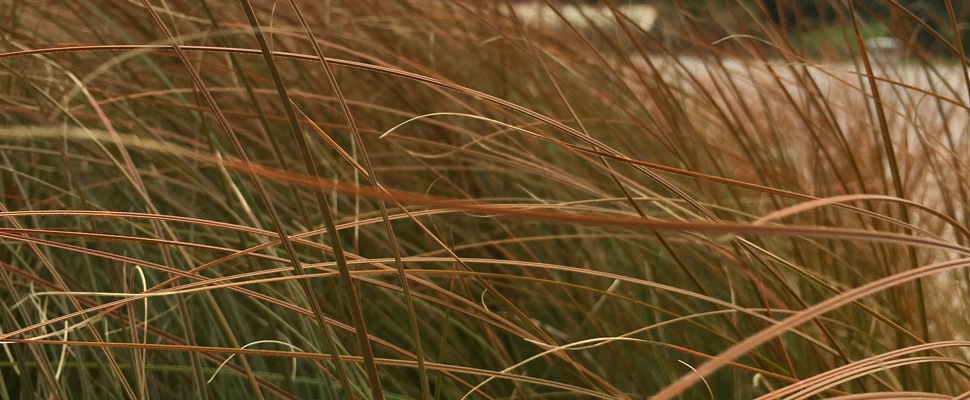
[{"x1": 1, "y1": 0, "x2": 969, "y2": 398}]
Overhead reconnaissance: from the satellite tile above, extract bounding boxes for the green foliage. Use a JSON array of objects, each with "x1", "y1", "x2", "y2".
[{"x1": 1, "y1": 1, "x2": 969, "y2": 399}]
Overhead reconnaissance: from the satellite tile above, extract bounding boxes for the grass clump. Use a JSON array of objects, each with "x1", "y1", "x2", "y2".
[{"x1": 1, "y1": 0, "x2": 969, "y2": 398}]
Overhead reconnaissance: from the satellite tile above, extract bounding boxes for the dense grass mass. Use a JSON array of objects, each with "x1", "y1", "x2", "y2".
[{"x1": 2, "y1": 1, "x2": 970, "y2": 398}]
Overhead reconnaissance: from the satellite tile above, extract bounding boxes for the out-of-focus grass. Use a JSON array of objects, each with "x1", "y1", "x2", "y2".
[{"x1": 1, "y1": 1, "x2": 969, "y2": 398}]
